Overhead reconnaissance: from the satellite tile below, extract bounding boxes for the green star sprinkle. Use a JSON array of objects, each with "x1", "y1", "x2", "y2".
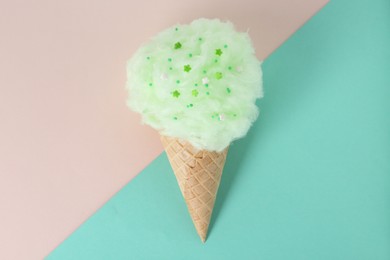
[
  {"x1": 168, "y1": 58, "x2": 172, "y2": 62},
  {"x1": 149, "y1": 83, "x2": 153, "y2": 87},
  {"x1": 194, "y1": 83, "x2": 198, "y2": 87},
  {"x1": 176, "y1": 80, "x2": 180, "y2": 84},
  {"x1": 188, "y1": 53, "x2": 193, "y2": 58},
  {"x1": 172, "y1": 90, "x2": 180, "y2": 98},
  {"x1": 173, "y1": 116, "x2": 178, "y2": 120},
  {"x1": 184, "y1": 64, "x2": 192, "y2": 72},
  {"x1": 224, "y1": 44, "x2": 228, "y2": 48},
  {"x1": 192, "y1": 89, "x2": 199, "y2": 97},
  {"x1": 206, "y1": 91, "x2": 210, "y2": 95},
  {"x1": 174, "y1": 42, "x2": 182, "y2": 49},
  {"x1": 226, "y1": 87, "x2": 231, "y2": 93},
  {"x1": 215, "y1": 49, "x2": 223, "y2": 56},
  {"x1": 215, "y1": 72, "x2": 223, "y2": 80},
  {"x1": 204, "y1": 84, "x2": 209, "y2": 88}
]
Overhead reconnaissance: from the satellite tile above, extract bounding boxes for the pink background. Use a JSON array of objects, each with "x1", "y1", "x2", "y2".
[{"x1": 0, "y1": 0, "x2": 327, "y2": 259}]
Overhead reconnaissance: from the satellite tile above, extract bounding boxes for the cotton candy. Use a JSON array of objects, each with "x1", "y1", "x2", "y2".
[{"x1": 126, "y1": 18, "x2": 263, "y2": 151}]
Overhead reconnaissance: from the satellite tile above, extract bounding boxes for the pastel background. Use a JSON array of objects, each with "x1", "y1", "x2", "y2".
[
  {"x1": 48, "y1": 0, "x2": 390, "y2": 259},
  {"x1": 0, "y1": 0, "x2": 328, "y2": 259}
]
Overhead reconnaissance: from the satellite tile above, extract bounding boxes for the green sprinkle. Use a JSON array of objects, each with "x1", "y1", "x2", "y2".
[
  {"x1": 215, "y1": 72, "x2": 223, "y2": 80},
  {"x1": 215, "y1": 49, "x2": 223, "y2": 56},
  {"x1": 198, "y1": 37, "x2": 202, "y2": 41},
  {"x1": 204, "y1": 84, "x2": 209, "y2": 88},
  {"x1": 174, "y1": 42, "x2": 182, "y2": 49},
  {"x1": 194, "y1": 83, "x2": 198, "y2": 87},
  {"x1": 214, "y1": 59, "x2": 218, "y2": 63},
  {"x1": 233, "y1": 114, "x2": 237, "y2": 117},
  {"x1": 168, "y1": 58, "x2": 172, "y2": 62},
  {"x1": 206, "y1": 92, "x2": 210, "y2": 95},
  {"x1": 224, "y1": 44, "x2": 228, "y2": 48},
  {"x1": 203, "y1": 70, "x2": 207, "y2": 74},
  {"x1": 172, "y1": 90, "x2": 180, "y2": 98},
  {"x1": 149, "y1": 83, "x2": 153, "y2": 87},
  {"x1": 169, "y1": 67, "x2": 173, "y2": 70},
  {"x1": 176, "y1": 80, "x2": 180, "y2": 84},
  {"x1": 184, "y1": 64, "x2": 191, "y2": 72},
  {"x1": 186, "y1": 103, "x2": 193, "y2": 108},
  {"x1": 226, "y1": 87, "x2": 231, "y2": 93},
  {"x1": 188, "y1": 53, "x2": 193, "y2": 58},
  {"x1": 173, "y1": 116, "x2": 178, "y2": 120},
  {"x1": 192, "y1": 89, "x2": 199, "y2": 97},
  {"x1": 146, "y1": 56, "x2": 150, "y2": 60},
  {"x1": 175, "y1": 27, "x2": 178, "y2": 31},
  {"x1": 228, "y1": 66, "x2": 232, "y2": 70}
]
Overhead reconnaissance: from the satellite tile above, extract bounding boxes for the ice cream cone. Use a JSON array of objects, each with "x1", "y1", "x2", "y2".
[{"x1": 161, "y1": 135, "x2": 229, "y2": 242}]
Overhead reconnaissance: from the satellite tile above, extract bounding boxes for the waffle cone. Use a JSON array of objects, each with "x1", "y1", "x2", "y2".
[{"x1": 161, "y1": 135, "x2": 228, "y2": 242}]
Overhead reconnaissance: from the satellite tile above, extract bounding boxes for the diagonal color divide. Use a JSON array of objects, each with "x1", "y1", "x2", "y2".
[
  {"x1": 47, "y1": 0, "x2": 390, "y2": 258},
  {"x1": 0, "y1": 0, "x2": 328, "y2": 259}
]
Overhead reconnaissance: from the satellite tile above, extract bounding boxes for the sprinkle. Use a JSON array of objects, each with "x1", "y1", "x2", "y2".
[
  {"x1": 184, "y1": 64, "x2": 192, "y2": 72},
  {"x1": 168, "y1": 58, "x2": 172, "y2": 62},
  {"x1": 173, "y1": 116, "x2": 178, "y2": 120},
  {"x1": 176, "y1": 80, "x2": 180, "y2": 84},
  {"x1": 160, "y1": 73, "x2": 168, "y2": 80},
  {"x1": 206, "y1": 92, "x2": 210, "y2": 95},
  {"x1": 233, "y1": 114, "x2": 237, "y2": 117},
  {"x1": 219, "y1": 114, "x2": 225, "y2": 121},
  {"x1": 174, "y1": 42, "x2": 182, "y2": 49},
  {"x1": 204, "y1": 84, "x2": 209, "y2": 88},
  {"x1": 194, "y1": 83, "x2": 198, "y2": 87},
  {"x1": 203, "y1": 70, "x2": 207, "y2": 74},
  {"x1": 175, "y1": 27, "x2": 179, "y2": 31},
  {"x1": 236, "y1": 66, "x2": 243, "y2": 72},
  {"x1": 226, "y1": 87, "x2": 231, "y2": 93},
  {"x1": 169, "y1": 67, "x2": 173, "y2": 70},
  {"x1": 202, "y1": 77, "x2": 209, "y2": 84},
  {"x1": 146, "y1": 56, "x2": 150, "y2": 60},
  {"x1": 188, "y1": 53, "x2": 193, "y2": 58},
  {"x1": 198, "y1": 37, "x2": 202, "y2": 41},
  {"x1": 215, "y1": 72, "x2": 223, "y2": 80},
  {"x1": 172, "y1": 90, "x2": 180, "y2": 98},
  {"x1": 187, "y1": 104, "x2": 194, "y2": 108},
  {"x1": 148, "y1": 83, "x2": 153, "y2": 87},
  {"x1": 228, "y1": 66, "x2": 232, "y2": 70},
  {"x1": 192, "y1": 89, "x2": 199, "y2": 97},
  {"x1": 214, "y1": 59, "x2": 218, "y2": 63},
  {"x1": 215, "y1": 49, "x2": 223, "y2": 56},
  {"x1": 224, "y1": 44, "x2": 228, "y2": 48}
]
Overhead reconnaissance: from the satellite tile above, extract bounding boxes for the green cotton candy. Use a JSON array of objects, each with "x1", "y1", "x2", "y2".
[{"x1": 126, "y1": 18, "x2": 263, "y2": 151}]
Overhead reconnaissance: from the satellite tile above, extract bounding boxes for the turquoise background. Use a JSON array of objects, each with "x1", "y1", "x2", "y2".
[{"x1": 47, "y1": 0, "x2": 390, "y2": 259}]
